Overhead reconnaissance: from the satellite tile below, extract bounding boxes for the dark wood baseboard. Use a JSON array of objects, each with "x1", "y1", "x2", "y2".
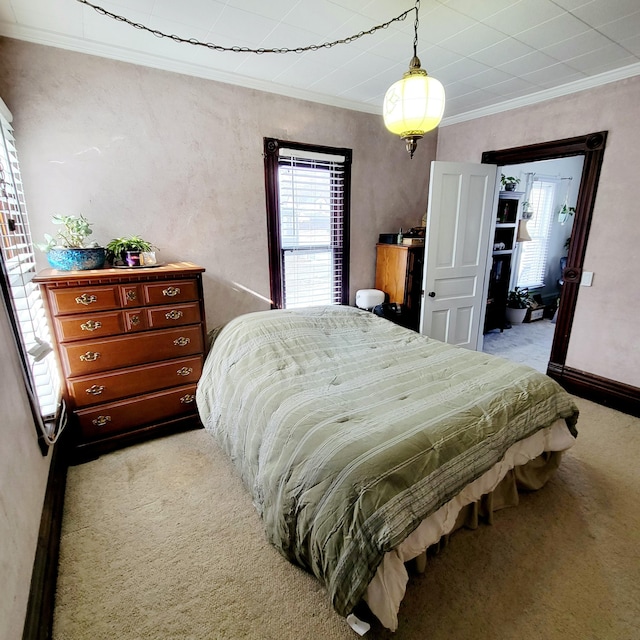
[
  {"x1": 548, "y1": 363, "x2": 640, "y2": 418},
  {"x1": 22, "y1": 435, "x2": 69, "y2": 640}
]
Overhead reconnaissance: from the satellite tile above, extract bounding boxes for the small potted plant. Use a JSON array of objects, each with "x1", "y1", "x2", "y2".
[
  {"x1": 105, "y1": 235, "x2": 156, "y2": 267},
  {"x1": 558, "y1": 203, "x2": 576, "y2": 225},
  {"x1": 500, "y1": 174, "x2": 520, "y2": 191},
  {"x1": 506, "y1": 286, "x2": 530, "y2": 324},
  {"x1": 36, "y1": 214, "x2": 105, "y2": 271}
]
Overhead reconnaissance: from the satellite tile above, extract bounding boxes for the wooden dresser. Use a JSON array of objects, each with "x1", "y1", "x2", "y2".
[
  {"x1": 374, "y1": 243, "x2": 425, "y2": 331},
  {"x1": 34, "y1": 262, "x2": 207, "y2": 460}
]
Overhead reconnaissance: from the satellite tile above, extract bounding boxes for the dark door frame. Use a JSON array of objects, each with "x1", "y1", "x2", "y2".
[{"x1": 482, "y1": 131, "x2": 608, "y2": 381}]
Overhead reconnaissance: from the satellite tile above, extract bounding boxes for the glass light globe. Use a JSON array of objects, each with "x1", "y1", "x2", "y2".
[{"x1": 383, "y1": 67, "x2": 445, "y2": 156}]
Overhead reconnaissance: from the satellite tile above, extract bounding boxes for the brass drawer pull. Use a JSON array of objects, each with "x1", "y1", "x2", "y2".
[
  {"x1": 130, "y1": 315, "x2": 141, "y2": 325},
  {"x1": 177, "y1": 367, "x2": 193, "y2": 376},
  {"x1": 126, "y1": 290, "x2": 137, "y2": 301},
  {"x1": 173, "y1": 337, "x2": 190, "y2": 347},
  {"x1": 165, "y1": 310, "x2": 183, "y2": 320},
  {"x1": 86, "y1": 384, "x2": 105, "y2": 395},
  {"x1": 75, "y1": 294, "x2": 97, "y2": 306},
  {"x1": 163, "y1": 286, "x2": 181, "y2": 297},
  {"x1": 80, "y1": 351, "x2": 101, "y2": 362},
  {"x1": 92, "y1": 415, "x2": 111, "y2": 427},
  {"x1": 80, "y1": 320, "x2": 102, "y2": 332},
  {"x1": 180, "y1": 394, "x2": 195, "y2": 404}
]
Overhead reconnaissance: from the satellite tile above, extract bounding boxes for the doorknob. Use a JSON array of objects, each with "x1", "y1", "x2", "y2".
[{"x1": 428, "y1": 291, "x2": 436, "y2": 297}]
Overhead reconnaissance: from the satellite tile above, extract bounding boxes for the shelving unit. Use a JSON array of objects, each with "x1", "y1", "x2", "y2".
[{"x1": 484, "y1": 191, "x2": 524, "y2": 333}]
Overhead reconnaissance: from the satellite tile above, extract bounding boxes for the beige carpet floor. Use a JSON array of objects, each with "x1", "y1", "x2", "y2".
[{"x1": 54, "y1": 397, "x2": 640, "y2": 640}]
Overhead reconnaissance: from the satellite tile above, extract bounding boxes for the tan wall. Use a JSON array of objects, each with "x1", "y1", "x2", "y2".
[
  {"x1": 0, "y1": 37, "x2": 436, "y2": 331},
  {"x1": 0, "y1": 305, "x2": 52, "y2": 640},
  {"x1": 0, "y1": 38, "x2": 438, "y2": 636},
  {"x1": 436, "y1": 77, "x2": 640, "y2": 388}
]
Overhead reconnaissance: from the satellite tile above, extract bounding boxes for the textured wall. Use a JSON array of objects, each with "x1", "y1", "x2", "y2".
[
  {"x1": 0, "y1": 305, "x2": 51, "y2": 640},
  {"x1": 436, "y1": 78, "x2": 640, "y2": 388},
  {"x1": 0, "y1": 37, "x2": 438, "y2": 637},
  {"x1": 0, "y1": 37, "x2": 436, "y2": 331}
]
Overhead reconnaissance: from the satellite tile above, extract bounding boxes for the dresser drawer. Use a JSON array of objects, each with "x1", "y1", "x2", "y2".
[
  {"x1": 146, "y1": 302, "x2": 201, "y2": 329},
  {"x1": 59, "y1": 325, "x2": 204, "y2": 377},
  {"x1": 54, "y1": 310, "x2": 125, "y2": 342},
  {"x1": 53, "y1": 309, "x2": 150, "y2": 341},
  {"x1": 144, "y1": 279, "x2": 199, "y2": 305},
  {"x1": 48, "y1": 285, "x2": 120, "y2": 315},
  {"x1": 68, "y1": 355, "x2": 203, "y2": 407},
  {"x1": 75, "y1": 383, "x2": 198, "y2": 439}
]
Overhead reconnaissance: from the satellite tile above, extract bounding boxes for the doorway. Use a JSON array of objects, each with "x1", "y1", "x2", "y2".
[
  {"x1": 481, "y1": 132, "x2": 607, "y2": 382},
  {"x1": 483, "y1": 155, "x2": 585, "y2": 372}
]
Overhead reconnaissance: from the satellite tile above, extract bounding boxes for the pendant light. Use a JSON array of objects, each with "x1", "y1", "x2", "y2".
[{"x1": 383, "y1": 0, "x2": 445, "y2": 158}]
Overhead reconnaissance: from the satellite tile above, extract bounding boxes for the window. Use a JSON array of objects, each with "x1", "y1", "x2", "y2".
[
  {"x1": 264, "y1": 138, "x2": 351, "y2": 309},
  {"x1": 0, "y1": 100, "x2": 62, "y2": 451},
  {"x1": 516, "y1": 178, "x2": 557, "y2": 289}
]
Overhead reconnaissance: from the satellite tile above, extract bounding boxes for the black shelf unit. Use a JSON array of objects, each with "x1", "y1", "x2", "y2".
[{"x1": 484, "y1": 190, "x2": 524, "y2": 333}]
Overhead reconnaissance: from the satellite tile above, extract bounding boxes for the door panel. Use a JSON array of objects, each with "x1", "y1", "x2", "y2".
[{"x1": 420, "y1": 161, "x2": 498, "y2": 350}]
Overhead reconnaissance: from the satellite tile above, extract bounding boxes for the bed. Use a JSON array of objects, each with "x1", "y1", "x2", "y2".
[{"x1": 195, "y1": 305, "x2": 578, "y2": 631}]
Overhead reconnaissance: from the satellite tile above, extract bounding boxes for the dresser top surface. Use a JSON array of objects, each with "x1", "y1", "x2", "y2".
[{"x1": 34, "y1": 261, "x2": 204, "y2": 285}]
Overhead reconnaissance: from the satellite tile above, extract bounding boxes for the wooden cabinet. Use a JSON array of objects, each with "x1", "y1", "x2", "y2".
[
  {"x1": 35, "y1": 261, "x2": 207, "y2": 460},
  {"x1": 484, "y1": 192, "x2": 523, "y2": 333},
  {"x1": 374, "y1": 243, "x2": 424, "y2": 330}
]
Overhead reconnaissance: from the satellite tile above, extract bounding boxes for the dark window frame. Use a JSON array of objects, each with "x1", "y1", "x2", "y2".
[{"x1": 264, "y1": 137, "x2": 352, "y2": 309}]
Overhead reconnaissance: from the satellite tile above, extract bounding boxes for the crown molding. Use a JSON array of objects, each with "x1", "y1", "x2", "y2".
[
  {"x1": 440, "y1": 61, "x2": 640, "y2": 127},
  {"x1": 2, "y1": 22, "x2": 640, "y2": 125},
  {"x1": 0, "y1": 22, "x2": 381, "y2": 116}
]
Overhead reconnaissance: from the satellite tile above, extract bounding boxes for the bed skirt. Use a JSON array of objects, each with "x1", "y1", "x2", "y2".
[{"x1": 364, "y1": 418, "x2": 575, "y2": 631}]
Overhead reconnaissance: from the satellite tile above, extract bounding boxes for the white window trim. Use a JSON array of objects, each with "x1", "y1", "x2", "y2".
[{"x1": 0, "y1": 98, "x2": 63, "y2": 448}]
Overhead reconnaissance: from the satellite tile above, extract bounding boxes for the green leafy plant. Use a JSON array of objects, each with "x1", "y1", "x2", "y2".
[
  {"x1": 559, "y1": 204, "x2": 576, "y2": 216},
  {"x1": 36, "y1": 214, "x2": 96, "y2": 252},
  {"x1": 500, "y1": 174, "x2": 520, "y2": 188},
  {"x1": 506, "y1": 287, "x2": 531, "y2": 309},
  {"x1": 105, "y1": 235, "x2": 155, "y2": 264}
]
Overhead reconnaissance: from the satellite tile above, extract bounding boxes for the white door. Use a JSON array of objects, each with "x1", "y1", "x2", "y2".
[{"x1": 419, "y1": 161, "x2": 498, "y2": 350}]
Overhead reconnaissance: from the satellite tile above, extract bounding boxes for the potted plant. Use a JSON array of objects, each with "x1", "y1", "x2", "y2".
[
  {"x1": 105, "y1": 235, "x2": 156, "y2": 267},
  {"x1": 500, "y1": 174, "x2": 520, "y2": 191},
  {"x1": 505, "y1": 286, "x2": 530, "y2": 324},
  {"x1": 558, "y1": 203, "x2": 576, "y2": 225},
  {"x1": 36, "y1": 214, "x2": 105, "y2": 271}
]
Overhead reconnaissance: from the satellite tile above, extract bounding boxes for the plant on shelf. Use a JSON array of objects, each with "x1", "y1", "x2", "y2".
[
  {"x1": 500, "y1": 174, "x2": 520, "y2": 191},
  {"x1": 36, "y1": 214, "x2": 105, "y2": 271},
  {"x1": 105, "y1": 235, "x2": 156, "y2": 267}
]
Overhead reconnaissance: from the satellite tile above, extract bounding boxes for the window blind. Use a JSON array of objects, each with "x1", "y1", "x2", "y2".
[
  {"x1": 276, "y1": 147, "x2": 348, "y2": 308},
  {"x1": 517, "y1": 179, "x2": 557, "y2": 289},
  {"x1": 0, "y1": 110, "x2": 61, "y2": 427}
]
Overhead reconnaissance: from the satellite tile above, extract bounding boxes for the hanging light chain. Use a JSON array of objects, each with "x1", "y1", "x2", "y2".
[
  {"x1": 75, "y1": 0, "x2": 415, "y2": 55},
  {"x1": 413, "y1": 0, "x2": 421, "y2": 58}
]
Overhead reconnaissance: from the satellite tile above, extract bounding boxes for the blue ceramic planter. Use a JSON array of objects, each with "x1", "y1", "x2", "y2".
[{"x1": 47, "y1": 247, "x2": 106, "y2": 271}]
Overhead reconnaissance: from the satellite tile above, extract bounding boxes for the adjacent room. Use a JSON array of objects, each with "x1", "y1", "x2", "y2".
[
  {"x1": 482, "y1": 156, "x2": 584, "y2": 373},
  {"x1": 2, "y1": 1, "x2": 639, "y2": 639}
]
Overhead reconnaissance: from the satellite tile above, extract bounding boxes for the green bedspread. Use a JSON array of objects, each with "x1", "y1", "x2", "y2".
[{"x1": 196, "y1": 306, "x2": 578, "y2": 617}]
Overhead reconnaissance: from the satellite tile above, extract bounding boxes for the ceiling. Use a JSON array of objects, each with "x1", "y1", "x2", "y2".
[{"x1": 1, "y1": 0, "x2": 640, "y2": 124}]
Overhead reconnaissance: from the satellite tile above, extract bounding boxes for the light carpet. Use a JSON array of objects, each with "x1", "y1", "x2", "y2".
[
  {"x1": 483, "y1": 319, "x2": 555, "y2": 373},
  {"x1": 54, "y1": 397, "x2": 640, "y2": 640}
]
